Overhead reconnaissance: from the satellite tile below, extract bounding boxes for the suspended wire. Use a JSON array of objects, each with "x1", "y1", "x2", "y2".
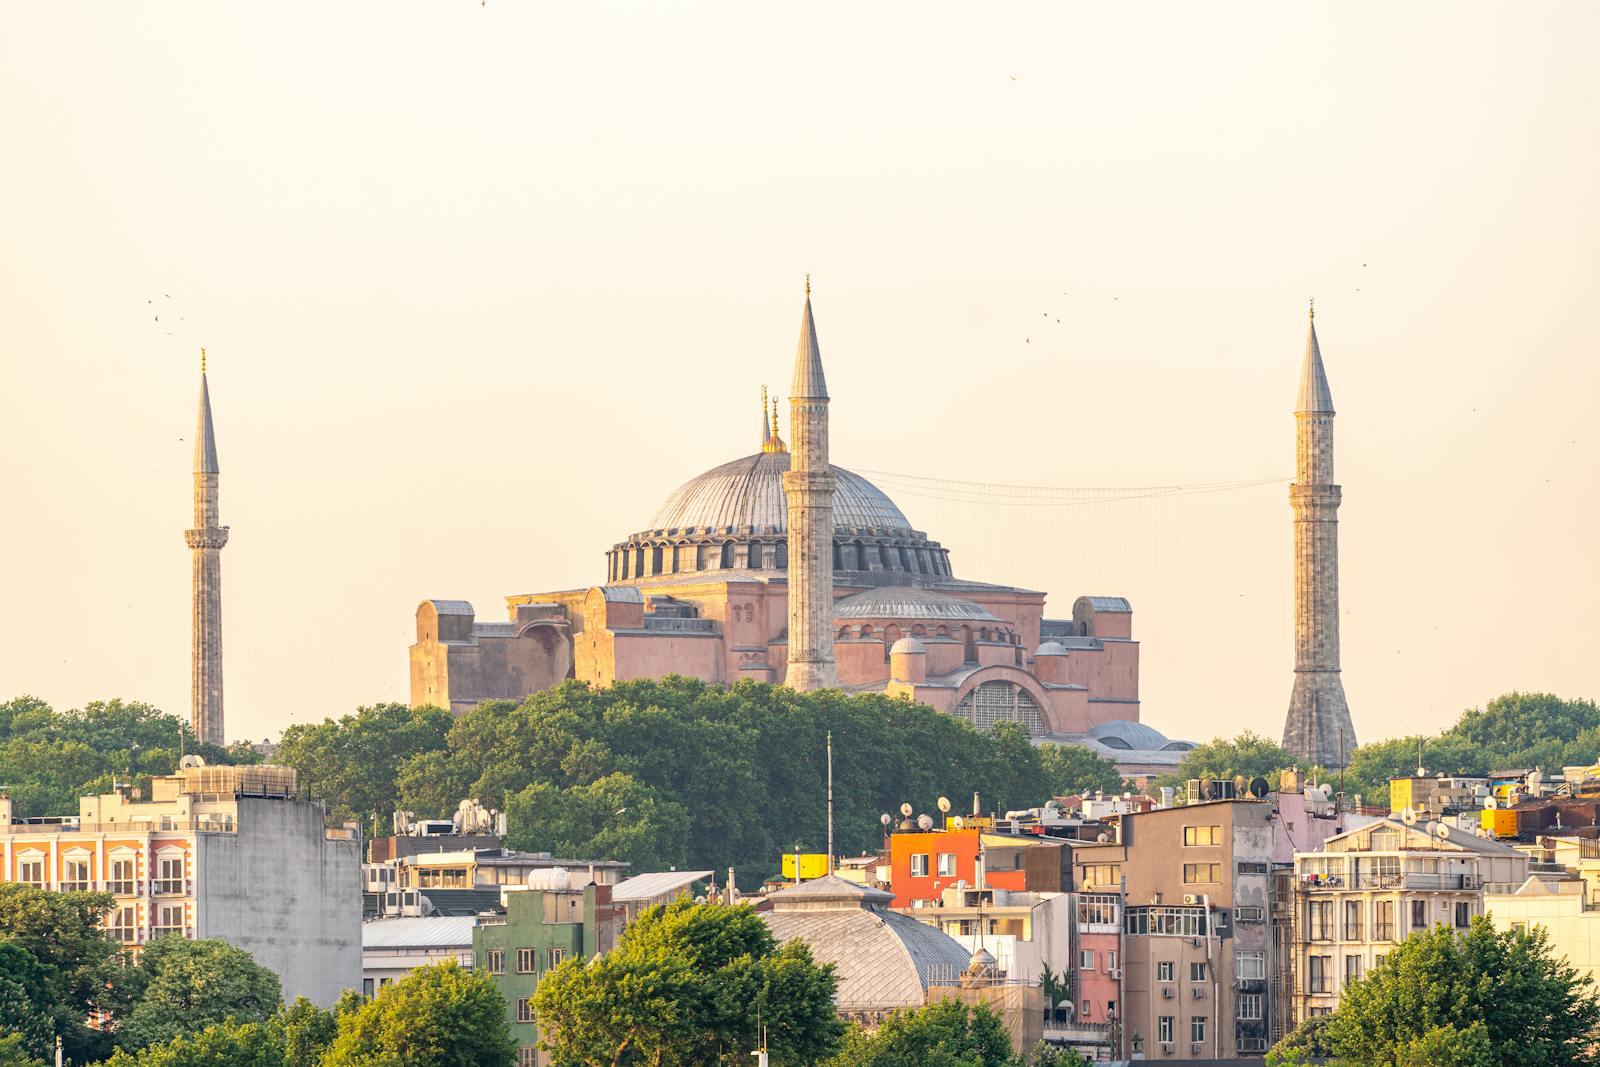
[{"x1": 854, "y1": 470, "x2": 1288, "y2": 508}]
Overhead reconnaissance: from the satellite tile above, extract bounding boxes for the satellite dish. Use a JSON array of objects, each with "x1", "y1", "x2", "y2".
[
  {"x1": 1485, "y1": 797, "x2": 1499, "y2": 811},
  {"x1": 937, "y1": 796, "x2": 952, "y2": 813},
  {"x1": 1234, "y1": 775, "x2": 1248, "y2": 795},
  {"x1": 900, "y1": 802, "x2": 914, "y2": 817},
  {"x1": 916, "y1": 814, "x2": 934, "y2": 831},
  {"x1": 1437, "y1": 824, "x2": 1452, "y2": 840},
  {"x1": 952, "y1": 816, "x2": 966, "y2": 829},
  {"x1": 1402, "y1": 807, "x2": 1418, "y2": 826},
  {"x1": 1249, "y1": 777, "x2": 1270, "y2": 799},
  {"x1": 1318, "y1": 784, "x2": 1334, "y2": 801},
  {"x1": 880, "y1": 813, "x2": 893, "y2": 827}
]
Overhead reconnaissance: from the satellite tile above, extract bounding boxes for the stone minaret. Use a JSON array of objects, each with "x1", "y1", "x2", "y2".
[
  {"x1": 782, "y1": 279, "x2": 838, "y2": 691},
  {"x1": 1283, "y1": 305, "x2": 1356, "y2": 767},
  {"x1": 185, "y1": 350, "x2": 229, "y2": 745}
]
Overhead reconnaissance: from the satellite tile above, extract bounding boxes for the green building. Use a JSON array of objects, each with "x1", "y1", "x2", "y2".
[{"x1": 473, "y1": 882, "x2": 622, "y2": 1066}]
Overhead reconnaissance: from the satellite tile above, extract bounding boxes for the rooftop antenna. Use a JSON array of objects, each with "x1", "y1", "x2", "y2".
[
  {"x1": 826, "y1": 730, "x2": 835, "y2": 874},
  {"x1": 1417, "y1": 737, "x2": 1425, "y2": 778}
]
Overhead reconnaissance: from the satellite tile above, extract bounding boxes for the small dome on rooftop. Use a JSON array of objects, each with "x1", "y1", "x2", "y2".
[{"x1": 1088, "y1": 719, "x2": 1171, "y2": 751}]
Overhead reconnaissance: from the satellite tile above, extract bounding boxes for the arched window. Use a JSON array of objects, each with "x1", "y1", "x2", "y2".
[
  {"x1": 777, "y1": 541, "x2": 789, "y2": 568},
  {"x1": 651, "y1": 546, "x2": 664, "y2": 574},
  {"x1": 720, "y1": 542, "x2": 735, "y2": 568},
  {"x1": 952, "y1": 682, "x2": 1045, "y2": 736},
  {"x1": 634, "y1": 547, "x2": 646, "y2": 576},
  {"x1": 749, "y1": 541, "x2": 763, "y2": 568},
  {"x1": 879, "y1": 544, "x2": 892, "y2": 570}
]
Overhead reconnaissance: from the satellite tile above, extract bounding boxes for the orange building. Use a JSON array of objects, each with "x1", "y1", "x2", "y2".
[{"x1": 888, "y1": 827, "x2": 1069, "y2": 909}]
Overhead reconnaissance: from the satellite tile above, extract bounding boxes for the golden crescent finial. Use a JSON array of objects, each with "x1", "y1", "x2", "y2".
[
  {"x1": 1309, "y1": 298, "x2": 1315, "y2": 323},
  {"x1": 805, "y1": 274, "x2": 811, "y2": 298},
  {"x1": 201, "y1": 346, "x2": 207, "y2": 374}
]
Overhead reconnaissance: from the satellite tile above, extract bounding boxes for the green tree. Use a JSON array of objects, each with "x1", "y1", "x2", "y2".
[
  {"x1": 276, "y1": 702, "x2": 453, "y2": 824},
  {"x1": 102, "y1": 1021, "x2": 285, "y2": 1067},
  {"x1": 1036, "y1": 743, "x2": 1123, "y2": 797},
  {"x1": 825, "y1": 1000, "x2": 1013, "y2": 1067},
  {"x1": 505, "y1": 772, "x2": 691, "y2": 872},
  {"x1": 1451, "y1": 692, "x2": 1600, "y2": 756},
  {"x1": 276, "y1": 996, "x2": 342, "y2": 1067},
  {"x1": 1318, "y1": 918, "x2": 1600, "y2": 1067},
  {"x1": 0, "y1": 1033, "x2": 45, "y2": 1067},
  {"x1": 0, "y1": 884, "x2": 130, "y2": 1063},
  {"x1": 534, "y1": 900, "x2": 843, "y2": 1066},
  {"x1": 119, "y1": 937, "x2": 282, "y2": 1051},
  {"x1": 1341, "y1": 734, "x2": 1491, "y2": 803},
  {"x1": 320, "y1": 960, "x2": 515, "y2": 1067},
  {"x1": 1161, "y1": 731, "x2": 1295, "y2": 792}
]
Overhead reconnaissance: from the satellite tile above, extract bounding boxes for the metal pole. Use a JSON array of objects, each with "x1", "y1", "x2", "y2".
[{"x1": 826, "y1": 731, "x2": 834, "y2": 874}]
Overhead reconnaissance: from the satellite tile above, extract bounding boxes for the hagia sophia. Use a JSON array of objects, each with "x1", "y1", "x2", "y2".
[{"x1": 406, "y1": 286, "x2": 1205, "y2": 773}]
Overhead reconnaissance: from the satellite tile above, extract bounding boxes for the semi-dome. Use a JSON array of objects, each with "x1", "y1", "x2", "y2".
[
  {"x1": 1088, "y1": 719, "x2": 1171, "y2": 751},
  {"x1": 649, "y1": 451, "x2": 911, "y2": 533},
  {"x1": 834, "y1": 586, "x2": 1000, "y2": 622}
]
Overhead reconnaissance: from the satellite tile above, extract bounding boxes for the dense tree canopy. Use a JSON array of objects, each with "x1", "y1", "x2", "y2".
[
  {"x1": 118, "y1": 937, "x2": 283, "y2": 1051},
  {"x1": 0, "y1": 885, "x2": 132, "y2": 1063},
  {"x1": 534, "y1": 900, "x2": 843, "y2": 1066},
  {"x1": 1158, "y1": 731, "x2": 1295, "y2": 792},
  {"x1": 1270, "y1": 918, "x2": 1600, "y2": 1067},
  {"x1": 320, "y1": 961, "x2": 514, "y2": 1067},
  {"x1": 825, "y1": 1001, "x2": 1014, "y2": 1067},
  {"x1": 275, "y1": 702, "x2": 454, "y2": 827},
  {"x1": 0, "y1": 697, "x2": 256, "y2": 819},
  {"x1": 1036, "y1": 742, "x2": 1124, "y2": 797}
]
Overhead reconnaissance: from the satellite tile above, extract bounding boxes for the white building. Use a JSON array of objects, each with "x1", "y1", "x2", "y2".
[{"x1": 361, "y1": 915, "x2": 478, "y2": 995}]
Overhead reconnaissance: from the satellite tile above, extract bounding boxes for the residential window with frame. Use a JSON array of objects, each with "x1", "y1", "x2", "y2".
[
  {"x1": 516, "y1": 998, "x2": 535, "y2": 1024},
  {"x1": 107, "y1": 858, "x2": 135, "y2": 896},
  {"x1": 1237, "y1": 992, "x2": 1263, "y2": 1020},
  {"x1": 1078, "y1": 894, "x2": 1119, "y2": 925},
  {"x1": 1159, "y1": 1016, "x2": 1175, "y2": 1044},
  {"x1": 1344, "y1": 954, "x2": 1363, "y2": 984},
  {"x1": 547, "y1": 947, "x2": 568, "y2": 970},
  {"x1": 1455, "y1": 901, "x2": 1470, "y2": 928},
  {"x1": 910, "y1": 854, "x2": 929, "y2": 878},
  {"x1": 1080, "y1": 949, "x2": 1095, "y2": 970},
  {"x1": 1235, "y1": 905, "x2": 1265, "y2": 923},
  {"x1": 1343, "y1": 899, "x2": 1364, "y2": 940},
  {"x1": 1106, "y1": 1000, "x2": 1116, "y2": 1019},
  {"x1": 362, "y1": 978, "x2": 374, "y2": 997},
  {"x1": 517, "y1": 1049, "x2": 538, "y2": 1067},
  {"x1": 1183, "y1": 825, "x2": 1222, "y2": 846},
  {"x1": 516, "y1": 948, "x2": 536, "y2": 974},
  {"x1": 61, "y1": 857, "x2": 90, "y2": 892},
  {"x1": 1157, "y1": 961, "x2": 1175, "y2": 982},
  {"x1": 1080, "y1": 864, "x2": 1121, "y2": 889},
  {"x1": 155, "y1": 856, "x2": 184, "y2": 895},
  {"x1": 1236, "y1": 951, "x2": 1265, "y2": 980},
  {"x1": 1124, "y1": 906, "x2": 1209, "y2": 937},
  {"x1": 108, "y1": 905, "x2": 137, "y2": 943},
  {"x1": 1375, "y1": 953, "x2": 1387, "y2": 969},
  {"x1": 1191, "y1": 1016, "x2": 1207, "y2": 1044},
  {"x1": 486, "y1": 949, "x2": 505, "y2": 975},
  {"x1": 1307, "y1": 899, "x2": 1334, "y2": 941},
  {"x1": 154, "y1": 904, "x2": 184, "y2": 936},
  {"x1": 1237, "y1": 861, "x2": 1269, "y2": 875},
  {"x1": 1308, "y1": 955, "x2": 1332, "y2": 994},
  {"x1": 17, "y1": 857, "x2": 44, "y2": 888},
  {"x1": 937, "y1": 853, "x2": 958, "y2": 877},
  {"x1": 1410, "y1": 900, "x2": 1428, "y2": 929},
  {"x1": 1374, "y1": 900, "x2": 1395, "y2": 941},
  {"x1": 1183, "y1": 862, "x2": 1221, "y2": 884},
  {"x1": 1107, "y1": 950, "x2": 1118, "y2": 972},
  {"x1": 1189, "y1": 961, "x2": 1206, "y2": 983},
  {"x1": 1081, "y1": 999, "x2": 1091, "y2": 1019}
]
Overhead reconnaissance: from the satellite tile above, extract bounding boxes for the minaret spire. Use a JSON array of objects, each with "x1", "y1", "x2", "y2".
[
  {"x1": 761, "y1": 385, "x2": 771, "y2": 448},
  {"x1": 186, "y1": 350, "x2": 229, "y2": 745},
  {"x1": 1283, "y1": 312, "x2": 1356, "y2": 767},
  {"x1": 781, "y1": 280, "x2": 838, "y2": 691}
]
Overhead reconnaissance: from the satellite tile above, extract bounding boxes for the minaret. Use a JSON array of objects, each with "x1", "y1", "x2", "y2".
[
  {"x1": 782, "y1": 278, "x2": 838, "y2": 691},
  {"x1": 1283, "y1": 304, "x2": 1356, "y2": 767},
  {"x1": 185, "y1": 350, "x2": 229, "y2": 745}
]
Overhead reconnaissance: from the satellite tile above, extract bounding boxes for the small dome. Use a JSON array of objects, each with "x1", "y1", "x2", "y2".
[
  {"x1": 834, "y1": 587, "x2": 1000, "y2": 622},
  {"x1": 1088, "y1": 720, "x2": 1170, "y2": 751},
  {"x1": 889, "y1": 637, "x2": 926, "y2": 656},
  {"x1": 1034, "y1": 640, "x2": 1068, "y2": 656},
  {"x1": 968, "y1": 947, "x2": 996, "y2": 968}
]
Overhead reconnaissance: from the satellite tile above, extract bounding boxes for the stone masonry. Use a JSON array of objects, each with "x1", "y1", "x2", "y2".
[
  {"x1": 1283, "y1": 309, "x2": 1357, "y2": 767},
  {"x1": 186, "y1": 355, "x2": 228, "y2": 746},
  {"x1": 782, "y1": 282, "x2": 839, "y2": 690}
]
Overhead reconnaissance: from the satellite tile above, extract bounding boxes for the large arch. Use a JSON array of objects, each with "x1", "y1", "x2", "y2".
[{"x1": 948, "y1": 666, "x2": 1058, "y2": 736}]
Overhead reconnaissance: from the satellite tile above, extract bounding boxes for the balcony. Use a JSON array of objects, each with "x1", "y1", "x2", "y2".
[
  {"x1": 150, "y1": 925, "x2": 188, "y2": 940},
  {"x1": 109, "y1": 926, "x2": 140, "y2": 944},
  {"x1": 106, "y1": 880, "x2": 140, "y2": 896},
  {"x1": 59, "y1": 880, "x2": 91, "y2": 892},
  {"x1": 1300, "y1": 873, "x2": 1477, "y2": 891},
  {"x1": 153, "y1": 878, "x2": 191, "y2": 896}
]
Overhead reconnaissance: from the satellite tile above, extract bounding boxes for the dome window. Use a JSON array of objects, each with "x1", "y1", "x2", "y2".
[{"x1": 953, "y1": 681, "x2": 1045, "y2": 736}]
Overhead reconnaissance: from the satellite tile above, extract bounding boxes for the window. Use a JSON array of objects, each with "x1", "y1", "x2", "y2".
[
  {"x1": 1159, "y1": 1016, "x2": 1175, "y2": 1043},
  {"x1": 61, "y1": 857, "x2": 90, "y2": 892},
  {"x1": 1237, "y1": 861, "x2": 1269, "y2": 875},
  {"x1": 109, "y1": 906, "x2": 137, "y2": 943},
  {"x1": 1183, "y1": 825, "x2": 1222, "y2": 846},
  {"x1": 1344, "y1": 954, "x2": 1363, "y2": 984},
  {"x1": 1080, "y1": 949, "x2": 1095, "y2": 970},
  {"x1": 547, "y1": 947, "x2": 568, "y2": 969},
  {"x1": 1374, "y1": 900, "x2": 1395, "y2": 941},
  {"x1": 486, "y1": 949, "x2": 504, "y2": 975},
  {"x1": 1235, "y1": 905, "x2": 1265, "y2": 923},
  {"x1": 910, "y1": 854, "x2": 929, "y2": 878},
  {"x1": 1238, "y1": 992, "x2": 1263, "y2": 1020},
  {"x1": 1106, "y1": 1000, "x2": 1116, "y2": 1019},
  {"x1": 155, "y1": 856, "x2": 184, "y2": 895},
  {"x1": 1183, "y1": 863, "x2": 1221, "y2": 884},
  {"x1": 517, "y1": 1049, "x2": 539, "y2": 1067},
  {"x1": 1307, "y1": 899, "x2": 1333, "y2": 941},
  {"x1": 1375, "y1": 953, "x2": 1387, "y2": 969},
  {"x1": 1510, "y1": 922, "x2": 1526, "y2": 935},
  {"x1": 108, "y1": 858, "x2": 135, "y2": 895},
  {"x1": 1157, "y1": 961, "x2": 1174, "y2": 982},
  {"x1": 1079, "y1": 864, "x2": 1121, "y2": 890},
  {"x1": 953, "y1": 681, "x2": 1045, "y2": 736},
  {"x1": 516, "y1": 997, "x2": 535, "y2": 1023},
  {"x1": 17, "y1": 857, "x2": 44, "y2": 888},
  {"x1": 1189, "y1": 961, "x2": 1206, "y2": 983},
  {"x1": 1124, "y1": 906, "x2": 1209, "y2": 937},
  {"x1": 1107, "y1": 950, "x2": 1118, "y2": 972},
  {"x1": 516, "y1": 948, "x2": 536, "y2": 974},
  {"x1": 362, "y1": 978, "x2": 374, "y2": 997},
  {"x1": 937, "y1": 853, "x2": 957, "y2": 877},
  {"x1": 1191, "y1": 1016, "x2": 1207, "y2": 1043},
  {"x1": 1308, "y1": 955, "x2": 1332, "y2": 994},
  {"x1": 1410, "y1": 900, "x2": 1428, "y2": 929},
  {"x1": 1078, "y1": 894, "x2": 1119, "y2": 925},
  {"x1": 1236, "y1": 951, "x2": 1266, "y2": 980},
  {"x1": 1455, "y1": 901, "x2": 1470, "y2": 928},
  {"x1": 1081, "y1": 999, "x2": 1091, "y2": 1019},
  {"x1": 1343, "y1": 899, "x2": 1364, "y2": 940},
  {"x1": 155, "y1": 904, "x2": 183, "y2": 936}
]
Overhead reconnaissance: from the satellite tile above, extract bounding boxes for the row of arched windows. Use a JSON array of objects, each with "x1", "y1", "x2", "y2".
[{"x1": 607, "y1": 536, "x2": 951, "y2": 582}]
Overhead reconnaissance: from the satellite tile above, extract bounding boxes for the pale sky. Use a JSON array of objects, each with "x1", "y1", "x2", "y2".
[{"x1": 1, "y1": 3, "x2": 1596, "y2": 747}]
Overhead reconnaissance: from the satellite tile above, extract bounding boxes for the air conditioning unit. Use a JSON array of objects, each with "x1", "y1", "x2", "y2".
[
  {"x1": 1161, "y1": 987, "x2": 1175, "y2": 999},
  {"x1": 1192, "y1": 1042, "x2": 1205, "y2": 1054},
  {"x1": 1109, "y1": 967, "x2": 1122, "y2": 979},
  {"x1": 1191, "y1": 986, "x2": 1205, "y2": 999},
  {"x1": 1183, "y1": 893, "x2": 1200, "y2": 905},
  {"x1": 1159, "y1": 1042, "x2": 1174, "y2": 1055}
]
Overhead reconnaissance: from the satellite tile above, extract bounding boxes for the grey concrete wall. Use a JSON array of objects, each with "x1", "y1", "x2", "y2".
[{"x1": 196, "y1": 798, "x2": 361, "y2": 1007}]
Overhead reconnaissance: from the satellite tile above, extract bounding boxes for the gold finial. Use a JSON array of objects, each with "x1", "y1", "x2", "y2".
[
  {"x1": 201, "y1": 346, "x2": 207, "y2": 374},
  {"x1": 805, "y1": 274, "x2": 811, "y2": 298},
  {"x1": 1308, "y1": 298, "x2": 1315, "y2": 323}
]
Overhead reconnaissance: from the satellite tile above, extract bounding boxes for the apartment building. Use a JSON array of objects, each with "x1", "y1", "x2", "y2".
[
  {"x1": 888, "y1": 825, "x2": 1069, "y2": 908},
  {"x1": 1071, "y1": 799, "x2": 1275, "y2": 1060},
  {"x1": 1287, "y1": 818, "x2": 1529, "y2": 1025},
  {"x1": 0, "y1": 759, "x2": 360, "y2": 1006}
]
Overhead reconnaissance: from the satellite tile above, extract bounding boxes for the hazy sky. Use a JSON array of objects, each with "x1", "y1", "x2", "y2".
[{"x1": 2, "y1": 3, "x2": 1595, "y2": 747}]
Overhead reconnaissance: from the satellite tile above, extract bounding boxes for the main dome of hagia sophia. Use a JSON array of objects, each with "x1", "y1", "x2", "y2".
[{"x1": 408, "y1": 293, "x2": 1193, "y2": 774}]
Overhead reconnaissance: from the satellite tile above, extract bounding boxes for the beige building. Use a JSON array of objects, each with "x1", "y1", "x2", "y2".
[
  {"x1": 0, "y1": 760, "x2": 361, "y2": 1006},
  {"x1": 1487, "y1": 848, "x2": 1600, "y2": 992},
  {"x1": 1288, "y1": 818, "x2": 1528, "y2": 1026}
]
